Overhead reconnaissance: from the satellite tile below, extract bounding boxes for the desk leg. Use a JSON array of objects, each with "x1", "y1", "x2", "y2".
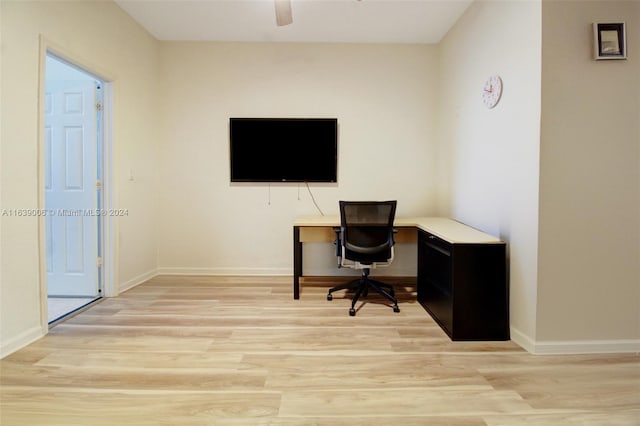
[{"x1": 293, "y1": 226, "x2": 302, "y2": 299}]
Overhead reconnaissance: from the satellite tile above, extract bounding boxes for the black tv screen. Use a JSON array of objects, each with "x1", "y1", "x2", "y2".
[{"x1": 230, "y1": 118, "x2": 338, "y2": 183}]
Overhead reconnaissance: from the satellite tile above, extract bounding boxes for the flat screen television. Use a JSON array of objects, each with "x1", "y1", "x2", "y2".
[{"x1": 229, "y1": 118, "x2": 338, "y2": 183}]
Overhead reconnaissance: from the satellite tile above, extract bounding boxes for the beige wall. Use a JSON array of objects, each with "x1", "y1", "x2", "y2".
[
  {"x1": 157, "y1": 42, "x2": 438, "y2": 276},
  {"x1": 437, "y1": 1, "x2": 543, "y2": 347},
  {"x1": 0, "y1": 0, "x2": 161, "y2": 356},
  {"x1": 538, "y1": 0, "x2": 640, "y2": 347},
  {"x1": 439, "y1": 0, "x2": 639, "y2": 352}
]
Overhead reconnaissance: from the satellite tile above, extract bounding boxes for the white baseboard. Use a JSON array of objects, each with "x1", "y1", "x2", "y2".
[
  {"x1": 302, "y1": 267, "x2": 416, "y2": 277},
  {"x1": 509, "y1": 326, "x2": 536, "y2": 353},
  {"x1": 157, "y1": 267, "x2": 291, "y2": 276},
  {"x1": 157, "y1": 267, "x2": 417, "y2": 277},
  {"x1": 0, "y1": 326, "x2": 43, "y2": 359},
  {"x1": 532, "y1": 339, "x2": 640, "y2": 355},
  {"x1": 510, "y1": 326, "x2": 640, "y2": 355},
  {"x1": 118, "y1": 268, "x2": 159, "y2": 293}
]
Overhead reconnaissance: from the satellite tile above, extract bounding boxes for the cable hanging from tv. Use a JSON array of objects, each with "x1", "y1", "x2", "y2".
[{"x1": 305, "y1": 182, "x2": 324, "y2": 216}]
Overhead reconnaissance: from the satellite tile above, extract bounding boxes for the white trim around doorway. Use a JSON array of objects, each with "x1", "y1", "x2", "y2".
[{"x1": 37, "y1": 36, "x2": 117, "y2": 334}]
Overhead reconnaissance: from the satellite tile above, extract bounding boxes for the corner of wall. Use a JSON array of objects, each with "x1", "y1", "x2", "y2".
[{"x1": 0, "y1": 326, "x2": 43, "y2": 360}]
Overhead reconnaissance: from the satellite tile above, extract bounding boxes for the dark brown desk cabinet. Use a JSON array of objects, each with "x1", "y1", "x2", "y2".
[{"x1": 417, "y1": 229, "x2": 509, "y2": 341}]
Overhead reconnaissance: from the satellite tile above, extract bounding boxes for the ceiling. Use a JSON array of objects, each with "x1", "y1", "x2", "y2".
[{"x1": 114, "y1": 0, "x2": 473, "y2": 44}]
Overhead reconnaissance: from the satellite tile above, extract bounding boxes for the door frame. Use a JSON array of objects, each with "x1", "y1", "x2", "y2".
[{"x1": 37, "y1": 37, "x2": 117, "y2": 333}]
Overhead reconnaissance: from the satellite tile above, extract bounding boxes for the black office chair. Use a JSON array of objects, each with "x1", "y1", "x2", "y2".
[{"x1": 327, "y1": 200, "x2": 400, "y2": 316}]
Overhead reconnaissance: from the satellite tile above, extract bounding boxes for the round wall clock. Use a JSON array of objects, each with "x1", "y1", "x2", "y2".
[{"x1": 482, "y1": 75, "x2": 503, "y2": 109}]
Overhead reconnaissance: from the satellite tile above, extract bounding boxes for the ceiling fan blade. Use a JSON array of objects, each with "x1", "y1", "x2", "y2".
[{"x1": 275, "y1": 0, "x2": 293, "y2": 26}]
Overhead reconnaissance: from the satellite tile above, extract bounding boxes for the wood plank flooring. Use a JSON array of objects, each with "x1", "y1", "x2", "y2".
[{"x1": 1, "y1": 276, "x2": 639, "y2": 425}]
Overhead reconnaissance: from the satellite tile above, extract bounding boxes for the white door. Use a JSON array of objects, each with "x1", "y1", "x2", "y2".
[{"x1": 45, "y1": 79, "x2": 99, "y2": 296}]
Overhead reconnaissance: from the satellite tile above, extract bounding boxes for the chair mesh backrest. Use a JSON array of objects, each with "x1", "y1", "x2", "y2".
[
  {"x1": 339, "y1": 201, "x2": 397, "y2": 261},
  {"x1": 340, "y1": 201, "x2": 396, "y2": 227}
]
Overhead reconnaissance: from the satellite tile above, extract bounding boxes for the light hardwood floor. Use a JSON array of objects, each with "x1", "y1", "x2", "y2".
[{"x1": 1, "y1": 276, "x2": 638, "y2": 425}]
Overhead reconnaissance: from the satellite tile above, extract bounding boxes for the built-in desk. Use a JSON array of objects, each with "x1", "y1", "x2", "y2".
[{"x1": 293, "y1": 216, "x2": 509, "y2": 340}]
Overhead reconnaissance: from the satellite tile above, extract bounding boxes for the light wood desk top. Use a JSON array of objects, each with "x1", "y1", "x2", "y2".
[{"x1": 294, "y1": 215, "x2": 502, "y2": 244}]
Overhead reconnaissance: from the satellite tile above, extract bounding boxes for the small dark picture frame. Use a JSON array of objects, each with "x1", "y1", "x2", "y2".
[{"x1": 593, "y1": 22, "x2": 627, "y2": 60}]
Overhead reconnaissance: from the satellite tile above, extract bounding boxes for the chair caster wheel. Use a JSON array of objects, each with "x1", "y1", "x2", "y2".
[
  {"x1": 393, "y1": 306, "x2": 400, "y2": 313},
  {"x1": 349, "y1": 308, "x2": 356, "y2": 316},
  {"x1": 327, "y1": 293, "x2": 333, "y2": 301}
]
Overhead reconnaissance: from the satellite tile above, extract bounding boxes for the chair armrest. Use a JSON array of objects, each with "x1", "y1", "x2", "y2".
[{"x1": 333, "y1": 227, "x2": 342, "y2": 267}]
